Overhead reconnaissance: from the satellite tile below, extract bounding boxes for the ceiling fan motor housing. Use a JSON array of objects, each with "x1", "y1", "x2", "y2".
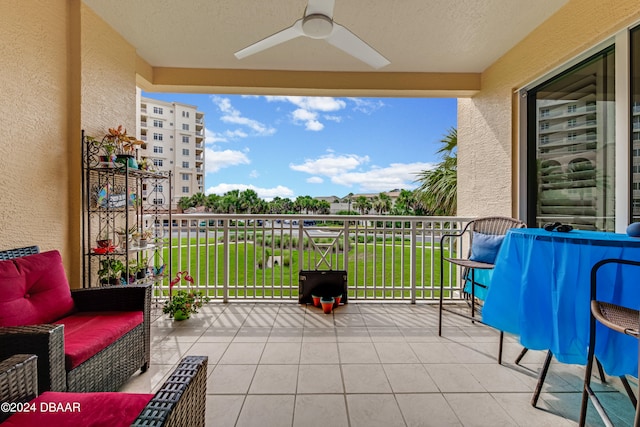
[{"x1": 302, "y1": 14, "x2": 333, "y2": 39}]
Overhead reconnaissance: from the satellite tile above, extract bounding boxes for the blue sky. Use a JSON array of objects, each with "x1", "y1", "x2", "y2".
[{"x1": 142, "y1": 92, "x2": 457, "y2": 200}]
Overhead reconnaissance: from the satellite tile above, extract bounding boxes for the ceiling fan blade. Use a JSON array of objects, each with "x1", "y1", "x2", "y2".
[
  {"x1": 305, "y1": 0, "x2": 335, "y2": 18},
  {"x1": 326, "y1": 23, "x2": 390, "y2": 69},
  {"x1": 235, "y1": 20, "x2": 304, "y2": 59}
]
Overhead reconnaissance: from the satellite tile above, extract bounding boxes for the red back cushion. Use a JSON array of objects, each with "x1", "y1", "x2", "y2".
[{"x1": 0, "y1": 250, "x2": 75, "y2": 326}]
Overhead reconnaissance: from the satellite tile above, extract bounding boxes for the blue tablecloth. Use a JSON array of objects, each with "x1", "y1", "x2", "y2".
[{"x1": 483, "y1": 228, "x2": 640, "y2": 377}]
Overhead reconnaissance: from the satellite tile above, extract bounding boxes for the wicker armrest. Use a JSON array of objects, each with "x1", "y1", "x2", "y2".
[
  {"x1": 0, "y1": 325, "x2": 66, "y2": 392},
  {"x1": 0, "y1": 354, "x2": 38, "y2": 423},
  {"x1": 71, "y1": 283, "x2": 152, "y2": 312},
  {"x1": 133, "y1": 356, "x2": 208, "y2": 427}
]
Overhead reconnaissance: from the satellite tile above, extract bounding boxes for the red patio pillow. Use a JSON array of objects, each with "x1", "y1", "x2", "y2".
[{"x1": 0, "y1": 250, "x2": 75, "y2": 327}]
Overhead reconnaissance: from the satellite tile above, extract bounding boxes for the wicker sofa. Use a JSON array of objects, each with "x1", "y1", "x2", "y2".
[
  {"x1": 0, "y1": 246, "x2": 151, "y2": 392},
  {"x1": 0, "y1": 354, "x2": 207, "y2": 426}
]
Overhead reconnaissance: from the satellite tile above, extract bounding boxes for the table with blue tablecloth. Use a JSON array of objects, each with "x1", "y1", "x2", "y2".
[{"x1": 482, "y1": 228, "x2": 640, "y2": 377}]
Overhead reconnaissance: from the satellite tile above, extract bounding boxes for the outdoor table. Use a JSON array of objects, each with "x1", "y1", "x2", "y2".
[{"x1": 482, "y1": 228, "x2": 640, "y2": 378}]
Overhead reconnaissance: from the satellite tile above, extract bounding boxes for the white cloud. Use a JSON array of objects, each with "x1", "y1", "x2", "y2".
[
  {"x1": 224, "y1": 129, "x2": 248, "y2": 139},
  {"x1": 249, "y1": 170, "x2": 259, "y2": 178},
  {"x1": 211, "y1": 95, "x2": 276, "y2": 136},
  {"x1": 266, "y1": 96, "x2": 348, "y2": 131},
  {"x1": 291, "y1": 108, "x2": 323, "y2": 131},
  {"x1": 292, "y1": 108, "x2": 317, "y2": 122},
  {"x1": 265, "y1": 96, "x2": 346, "y2": 112},
  {"x1": 205, "y1": 183, "x2": 294, "y2": 201},
  {"x1": 348, "y1": 98, "x2": 385, "y2": 114},
  {"x1": 205, "y1": 146, "x2": 250, "y2": 173},
  {"x1": 331, "y1": 162, "x2": 436, "y2": 192},
  {"x1": 290, "y1": 151, "x2": 435, "y2": 192},
  {"x1": 323, "y1": 115, "x2": 342, "y2": 123},
  {"x1": 205, "y1": 127, "x2": 228, "y2": 144},
  {"x1": 290, "y1": 153, "x2": 370, "y2": 176}
]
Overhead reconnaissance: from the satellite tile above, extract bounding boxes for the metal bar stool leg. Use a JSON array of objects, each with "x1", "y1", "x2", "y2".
[
  {"x1": 531, "y1": 350, "x2": 553, "y2": 407},
  {"x1": 515, "y1": 347, "x2": 528, "y2": 365},
  {"x1": 619, "y1": 376, "x2": 638, "y2": 409},
  {"x1": 595, "y1": 358, "x2": 607, "y2": 384}
]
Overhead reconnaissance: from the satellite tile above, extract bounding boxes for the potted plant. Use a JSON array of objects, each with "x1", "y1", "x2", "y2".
[
  {"x1": 136, "y1": 255, "x2": 148, "y2": 280},
  {"x1": 162, "y1": 290, "x2": 209, "y2": 320},
  {"x1": 127, "y1": 260, "x2": 139, "y2": 283},
  {"x1": 96, "y1": 228, "x2": 114, "y2": 249},
  {"x1": 163, "y1": 271, "x2": 210, "y2": 320},
  {"x1": 97, "y1": 258, "x2": 124, "y2": 285},
  {"x1": 132, "y1": 229, "x2": 153, "y2": 247},
  {"x1": 116, "y1": 225, "x2": 137, "y2": 248},
  {"x1": 105, "y1": 125, "x2": 143, "y2": 168}
]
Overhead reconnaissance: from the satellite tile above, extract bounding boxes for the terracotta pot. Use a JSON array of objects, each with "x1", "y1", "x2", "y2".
[
  {"x1": 312, "y1": 294, "x2": 321, "y2": 307},
  {"x1": 334, "y1": 295, "x2": 342, "y2": 308},
  {"x1": 96, "y1": 239, "x2": 112, "y2": 248},
  {"x1": 321, "y1": 297, "x2": 334, "y2": 314}
]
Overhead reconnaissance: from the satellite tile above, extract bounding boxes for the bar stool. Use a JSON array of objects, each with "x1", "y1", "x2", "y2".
[
  {"x1": 579, "y1": 258, "x2": 640, "y2": 427},
  {"x1": 438, "y1": 216, "x2": 525, "y2": 363}
]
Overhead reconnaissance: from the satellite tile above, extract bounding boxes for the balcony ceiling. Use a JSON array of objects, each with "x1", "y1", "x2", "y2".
[{"x1": 83, "y1": 0, "x2": 567, "y2": 74}]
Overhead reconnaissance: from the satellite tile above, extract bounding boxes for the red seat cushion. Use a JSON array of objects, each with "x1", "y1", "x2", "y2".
[
  {"x1": 54, "y1": 311, "x2": 143, "y2": 370},
  {"x1": 1, "y1": 391, "x2": 153, "y2": 427},
  {"x1": 0, "y1": 250, "x2": 76, "y2": 327}
]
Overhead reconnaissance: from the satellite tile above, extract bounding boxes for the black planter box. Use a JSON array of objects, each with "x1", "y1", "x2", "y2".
[{"x1": 298, "y1": 270, "x2": 348, "y2": 304}]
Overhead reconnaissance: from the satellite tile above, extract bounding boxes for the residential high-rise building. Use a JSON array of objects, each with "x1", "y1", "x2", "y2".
[{"x1": 137, "y1": 92, "x2": 205, "y2": 211}]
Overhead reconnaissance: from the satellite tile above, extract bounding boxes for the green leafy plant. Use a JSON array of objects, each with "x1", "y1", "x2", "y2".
[
  {"x1": 163, "y1": 271, "x2": 210, "y2": 319},
  {"x1": 97, "y1": 258, "x2": 124, "y2": 284},
  {"x1": 162, "y1": 290, "x2": 209, "y2": 319}
]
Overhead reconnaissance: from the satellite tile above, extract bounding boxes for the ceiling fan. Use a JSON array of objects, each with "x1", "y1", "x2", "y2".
[{"x1": 234, "y1": 0, "x2": 390, "y2": 69}]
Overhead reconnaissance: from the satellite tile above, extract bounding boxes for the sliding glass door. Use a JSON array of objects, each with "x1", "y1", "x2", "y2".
[
  {"x1": 630, "y1": 26, "x2": 640, "y2": 222},
  {"x1": 527, "y1": 47, "x2": 616, "y2": 231}
]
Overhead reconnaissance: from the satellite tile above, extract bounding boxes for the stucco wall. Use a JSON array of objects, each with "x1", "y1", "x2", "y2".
[
  {"x1": 457, "y1": 0, "x2": 640, "y2": 218},
  {"x1": 0, "y1": 1, "x2": 71, "y2": 262},
  {"x1": 0, "y1": 1, "x2": 137, "y2": 287},
  {"x1": 81, "y1": 4, "x2": 137, "y2": 138}
]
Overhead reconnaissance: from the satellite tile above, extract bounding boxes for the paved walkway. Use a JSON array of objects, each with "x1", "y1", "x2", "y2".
[{"x1": 121, "y1": 302, "x2": 636, "y2": 426}]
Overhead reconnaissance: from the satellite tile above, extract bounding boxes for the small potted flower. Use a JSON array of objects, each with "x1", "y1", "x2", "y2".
[
  {"x1": 132, "y1": 229, "x2": 153, "y2": 247},
  {"x1": 163, "y1": 271, "x2": 210, "y2": 320}
]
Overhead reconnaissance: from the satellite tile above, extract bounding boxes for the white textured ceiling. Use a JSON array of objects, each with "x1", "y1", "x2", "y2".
[{"x1": 83, "y1": 0, "x2": 568, "y2": 73}]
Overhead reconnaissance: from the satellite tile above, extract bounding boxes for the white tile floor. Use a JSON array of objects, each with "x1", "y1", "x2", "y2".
[{"x1": 120, "y1": 302, "x2": 637, "y2": 426}]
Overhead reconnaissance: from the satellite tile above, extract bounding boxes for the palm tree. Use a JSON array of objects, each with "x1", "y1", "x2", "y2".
[
  {"x1": 190, "y1": 192, "x2": 206, "y2": 207},
  {"x1": 205, "y1": 193, "x2": 221, "y2": 212},
  {"x1": 239, "y1": 189, "x2": 260, "y2": 213},
  {"x1": 392, "y1": 189, "x2": 415, "y2": 215},
  {"x1": 220, "y1": 190, "x2": 240, "y2": 213},
  {"x1": 344, "y1": 192, "x2": 354, "y2": 214},
  {"x1": 373, "y1": 192, "x2": 392, "y2": 215},
  {"x1": 415, "y1": 127, "x2": 457, "y2": 216},
  {"x1": 177, "y1": 196, "x2": 192, "y2": 212},
  {"x1": 352, "y1": 196, "x2": 372, "y2": 214}
]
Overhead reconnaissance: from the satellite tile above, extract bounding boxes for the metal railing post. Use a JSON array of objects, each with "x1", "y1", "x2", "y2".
[
  {"x1": 223, "y1": 218, "x2": 229, "y2": 303},
  {"x1": 410, "y1": 219, "x2": 417, "y2": 304}
]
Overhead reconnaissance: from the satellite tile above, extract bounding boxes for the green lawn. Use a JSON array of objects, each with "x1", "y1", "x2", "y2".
[{"x1": 157, "y1": 236, "x2": 456, "y2": 299}]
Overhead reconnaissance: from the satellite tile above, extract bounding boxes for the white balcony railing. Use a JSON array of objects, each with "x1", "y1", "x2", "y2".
[{"x1": 149, "y1": 214, "x2": 472, "y2": 303}]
